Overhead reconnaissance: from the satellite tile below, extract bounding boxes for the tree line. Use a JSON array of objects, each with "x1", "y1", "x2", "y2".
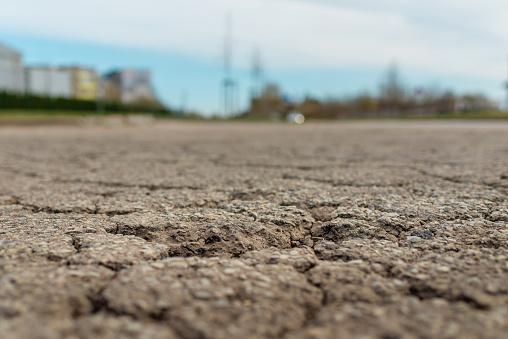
[
  {"x1": 248, "y1": 64, "x2": 498, "y2": 120},
  {"x1": 0, "y1": 90, "x2": 172, "y2": 115}
]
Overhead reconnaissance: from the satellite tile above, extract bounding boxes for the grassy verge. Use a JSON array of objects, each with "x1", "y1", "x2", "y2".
[
  {"x1": 0, "y1": 110, "x2": 160, "y2": 126},
  {"x1": 1, "y1": 109, "x2": 507, "y2": 126},
  {"x1": 0, "y1": 111, "x2": 89, "y2": 126},
  {"x1": 431, "y1": 110, "x2": 508, "y2": 119}
]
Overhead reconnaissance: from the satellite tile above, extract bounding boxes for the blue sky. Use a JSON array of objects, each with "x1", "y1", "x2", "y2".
[{"x1": 1, "y1": 0, "x2": 507, "y2": 115}]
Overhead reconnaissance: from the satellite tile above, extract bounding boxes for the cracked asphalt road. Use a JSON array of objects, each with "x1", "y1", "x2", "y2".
[{"x1": 1, "y1": 120, "x2": 508, "y2": 339}]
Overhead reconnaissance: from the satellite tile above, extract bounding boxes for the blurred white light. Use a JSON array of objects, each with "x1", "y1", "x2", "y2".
[{"x1": 287, "y1": 112, "x2": 305, "y2": 124}]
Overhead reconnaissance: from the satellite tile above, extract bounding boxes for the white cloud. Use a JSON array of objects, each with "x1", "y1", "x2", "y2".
[{"x1": 1, "y1": 0, "x2": 507, "y2": 80}]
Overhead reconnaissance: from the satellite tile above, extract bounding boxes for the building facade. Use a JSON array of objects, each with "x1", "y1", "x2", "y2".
[
  {"x1": 61, "y1": 67, "x2": 99, "y2": 100},
  {"x1": 0, "y1": 42, "x2": 24, "y2": 93},
  {"x1": 103, "y1": 69, "x2": 156, "y2": 104},
  {"x1": 25, "y1": 66, "x2": 73, "y2": 98},
  {"x1": 1, "y1": 42, "x2": 160, "y2": 106}
]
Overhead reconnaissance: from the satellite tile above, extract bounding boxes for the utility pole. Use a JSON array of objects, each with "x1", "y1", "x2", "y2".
[
  {"x1": 221, "y1": 12, "x2": 236, "y2": 118},
  {"x1": 250, "y1": 47, "x2": 264, "y2": 116},
  {"x1": 506, "y1": 55, "x2": 508, "y2": 111},
  {"x1": 181, "y1": 90, "x2": 187, "y2": 116},
  {"x1": 251, "y1": 47, "x2": 263, "y2": 100},
  {"x1": 45, "y1": 67, "x2": 52, "y2": 98},
  {"x1": 97, "y1": 76, "x2": 104, "y2": 114}
]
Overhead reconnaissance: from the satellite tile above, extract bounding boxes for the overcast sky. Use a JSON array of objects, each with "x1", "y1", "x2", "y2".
[{"x1": 1, "y1": 0, "x2": 507, "y2": 114}]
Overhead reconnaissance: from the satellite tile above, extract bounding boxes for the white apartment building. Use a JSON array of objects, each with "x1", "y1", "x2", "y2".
[
  {"x1": 24, "y1": 66, "x2": 73, "y2": 98},
  {"x1": 0, "y1": 42, "x2": 24, "y2": 93},
  {"x1": 103, "y1": 69, "x2": 156, "y2": 104}
]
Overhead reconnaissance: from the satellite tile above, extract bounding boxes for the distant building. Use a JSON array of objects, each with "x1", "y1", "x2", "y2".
[
  {"x1": 103, "y1": 69, "x2": 157, "y2": 104},
  {"x1": 24, "y1": 66, "x2": 73, "y2": 98},
  {"x1": 0, "y1": 42, "x2": 24, "y2": 93},
  {"x1": 61, "y1": 67, "x2": 99, "y2": 100}
]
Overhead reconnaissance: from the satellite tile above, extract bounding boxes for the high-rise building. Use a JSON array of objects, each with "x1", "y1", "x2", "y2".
[
  {"x1": 24, "y1": 66, "x2": 73, "y2": 98},
  {"x1": 103, "y1": 69, "x2": 157, "y2": 104},
  {"x1": 0, "y1": 42, "x2": 24, "y2": 93},
  {"x1": 25, "y1": 66, "x2": 100, "y2": 100},
  {"x1": 61, "y1": 67, "x2": 99, "y2": 100}
]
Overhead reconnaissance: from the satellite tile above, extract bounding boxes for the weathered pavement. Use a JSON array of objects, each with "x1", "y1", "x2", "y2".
[{"x1": 0, "y1": 120, "x2": 507, "y2": 339}]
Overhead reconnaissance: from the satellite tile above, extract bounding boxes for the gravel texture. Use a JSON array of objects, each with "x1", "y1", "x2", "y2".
[{"x1": 0, "y1": 120, "x2": 507, "y2": 338}]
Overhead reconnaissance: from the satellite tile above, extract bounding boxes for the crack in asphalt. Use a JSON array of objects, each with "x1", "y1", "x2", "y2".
[
  {"x1": 54, "y1": 179, "x2": 203, "y2": 191},
  {"x1": 281, "y1": 174, "x2": 409, "y2": 188}
]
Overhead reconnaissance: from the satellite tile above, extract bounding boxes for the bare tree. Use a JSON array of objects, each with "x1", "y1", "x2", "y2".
[{"x1": 379, "y1": 63, "x2": 406, "y2": 113}]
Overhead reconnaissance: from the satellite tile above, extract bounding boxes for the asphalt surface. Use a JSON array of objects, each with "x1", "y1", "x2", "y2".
[{"x1": 1, "y1": 120, "x2": 507, "y2": 339}]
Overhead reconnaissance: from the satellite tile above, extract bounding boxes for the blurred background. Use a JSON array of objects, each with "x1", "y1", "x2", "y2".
[{"x1": 1, "y1": 0, "x2": 507, "y2": 120}]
